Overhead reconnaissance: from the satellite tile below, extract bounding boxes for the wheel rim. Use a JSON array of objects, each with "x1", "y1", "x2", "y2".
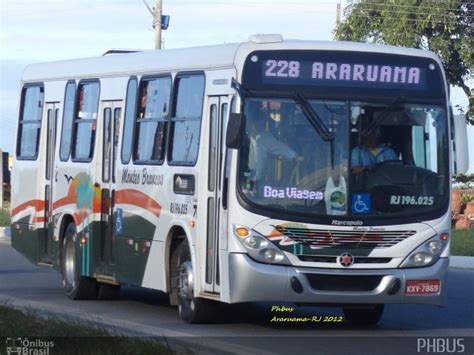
[
  {"x1": 177, "y1": 260, "x2": 194, "y2": 311},
  {"x1": 64, "y1": 238, "x2": 76, "y2": 288}
]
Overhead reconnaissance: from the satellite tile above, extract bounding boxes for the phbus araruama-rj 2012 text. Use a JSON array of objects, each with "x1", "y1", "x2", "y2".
[{"x1": 11, "y1": 35, "x2": 469, "y2": 323}]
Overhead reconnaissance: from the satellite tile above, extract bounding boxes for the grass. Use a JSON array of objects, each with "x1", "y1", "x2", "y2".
[
  {"x1": 0, "y1": 190, "x2": 10, "y2": 227},
  {"x1": 1, "y1": 186, "x2": 10, "y2": 227},
  {"x1": 451, "y1": 229, "x2": 474, "y2": 256},
  {"x1": 0, "y1": 305, "x2": 181, "y2": 355},
  {"x1": 0, "y1": 207, "x2": 10, "y2": 227}
]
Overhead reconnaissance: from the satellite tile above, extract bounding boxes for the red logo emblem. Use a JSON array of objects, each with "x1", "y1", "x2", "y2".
[{"x1": 339, "y1": 252, "x2": 354, "y2": 267}]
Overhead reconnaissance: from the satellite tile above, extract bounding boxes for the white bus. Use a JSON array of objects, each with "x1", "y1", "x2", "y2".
[{"x1": 11, "y1": 35, "x2": 468, "y2": 324}]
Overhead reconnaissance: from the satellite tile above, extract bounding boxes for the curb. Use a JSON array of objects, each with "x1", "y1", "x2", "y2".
[
  {"x1": 0, "y1": 226, "x2": 11, "y2": 238},
  {"x1": 449, "y1": 256, "x2": 474, "y2": 270},
  {"x1": 0, "y1": 295, "x2": 271, "y2": 355}
]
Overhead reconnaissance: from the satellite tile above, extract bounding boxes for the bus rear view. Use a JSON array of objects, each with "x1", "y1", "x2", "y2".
[{"x1": 225, "y1": 44, "x2": 451, "y2": 324}]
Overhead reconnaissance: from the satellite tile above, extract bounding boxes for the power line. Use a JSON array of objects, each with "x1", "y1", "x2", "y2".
[
  {"x1": 350, "y1": 6, "x2": 473, "y2": 15},
  {"x1": 348, "y1": 14, "x2": 473, "y2": 24},
  {"x1": 347, "y1": 7, "x2": 474, "y2": 17},
  {"x1": 345, "y1": 1, "x2": 474, "y2": 11},
  {"x1": 347, "y1": 13, "x2": 474, "y2": 21}
]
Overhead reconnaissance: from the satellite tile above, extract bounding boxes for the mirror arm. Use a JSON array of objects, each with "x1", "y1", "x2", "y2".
[{"x1": 231, "y1": 78, "x2": 246, "y2": 101}]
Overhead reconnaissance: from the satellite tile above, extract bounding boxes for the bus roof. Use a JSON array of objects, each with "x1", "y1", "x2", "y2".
[{"x1": 22, "y1": 37, "x2": 441, "y2": 82}]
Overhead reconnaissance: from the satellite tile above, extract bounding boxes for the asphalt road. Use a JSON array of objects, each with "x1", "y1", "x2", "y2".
[{"x1": 0, "y1": 234, "x2": 472, "y2": 355}]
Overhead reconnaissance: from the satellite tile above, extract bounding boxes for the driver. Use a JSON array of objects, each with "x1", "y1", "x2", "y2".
[
  {"x1": 351, "y1": 128, "x2": 398, "y2": 172},
  {"x1": 247, "y1": 114, "x2": 301, "y2": 181}
]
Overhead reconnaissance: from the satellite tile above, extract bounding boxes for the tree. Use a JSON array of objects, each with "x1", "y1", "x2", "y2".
[{"x1": 335, "y1": 0, "x2": 473, "y2": 123}]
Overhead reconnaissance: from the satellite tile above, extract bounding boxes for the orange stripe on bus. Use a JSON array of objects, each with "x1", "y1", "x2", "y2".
[
  {"x1": 73, "y1": 211, "x2": 84, "y2": 226},
  {"x1": 53, "y1": 195, "x2": 76, "y2": 210},
  {"x1": 115, "y1": 189, "x2": 162, "y2": 218},
  {"x1": 11, "y1": 199, "x2": 46, "y2": 217},
  {"x1": 34, "y1": 216, "x2": 46, "y2": 224},
  {"x1": 54, "y1": 192, "x2": 101, "y2": 213}
]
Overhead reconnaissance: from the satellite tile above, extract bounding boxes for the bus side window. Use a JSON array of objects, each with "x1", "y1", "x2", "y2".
[
  {"x1": 60, "y1": 81, "x2": 76, "y2": 161},
  {"x1": 112, "y1": 107, "x2": 121, "y2": 183},
  {"x1": 121, "y1": 77, "x2": 137, "y2": 164},
  {"x1": 169, "y1": 74, "x2": 205, "y2": 165},
  {"x1": 103, "y1": 108, "x2": 112, "y2": 182},
  {"x1": 134, "y1": 76, "x2": 171, "y2": 163},
  {"x1": 72, "y1": 81, "x2": 100, "y2": 161},
  {"x1": 16, "y1": 85, "x2": 44, "y2": 159}
]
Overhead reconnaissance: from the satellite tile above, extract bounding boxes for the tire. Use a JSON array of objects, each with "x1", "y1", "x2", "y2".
[
  {"x1": 175, "y1": 239, "x2": 215, "y2": 323},
  {"x1": 343, "y1": 304, "x2": 384, "y2": 325},
  {"x1": 61, "y1": 223, "x2": 98, "y2": 300},
  {"x1": 97, "y1": 284, "x2": 121, "y2": 300}
]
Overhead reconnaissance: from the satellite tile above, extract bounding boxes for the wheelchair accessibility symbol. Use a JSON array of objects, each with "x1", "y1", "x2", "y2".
[
  {"x1": 115, "y1": 208, "x2": 123, "y2": 235},
  {"x1": 352, "y1": 194, "x2": 371, "y2": 214}
]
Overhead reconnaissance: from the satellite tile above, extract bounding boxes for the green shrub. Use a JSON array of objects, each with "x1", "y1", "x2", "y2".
[
  {"x1": 451, "y1": 229, "x2": 474, "y2": 256},
  {"x1": 461, "y1": 194, "x2": 474, "y2": 204},
  {"x1": 3, "y1": 185, "x2": 11, "y2": 203},
  {"x1": 0, "y1": 208, "x2": 10, "y2": 227}
]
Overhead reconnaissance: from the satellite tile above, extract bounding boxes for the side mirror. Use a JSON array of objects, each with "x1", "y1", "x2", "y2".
[
  {"x1": 452, "y1": 113, "x2": 469, "y2": 174},
  {"x1": 226, "y1": 113, "x2": 244, "y2": 149}
]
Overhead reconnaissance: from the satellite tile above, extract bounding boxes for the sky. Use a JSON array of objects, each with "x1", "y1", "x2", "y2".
[{"x1": 0, "y1": 0, "x2": 472, "y2": 171}]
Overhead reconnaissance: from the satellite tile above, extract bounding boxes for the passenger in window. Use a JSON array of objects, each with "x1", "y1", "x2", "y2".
[
  {"x1": 245, "y1": 104, "x2": 302, "y2": 191},
  {"x1": 139, "y1": 85, "x2": 148, "y2": 118},
  {"x1": 351, "y1": 127, "x2": 399, "y2": 173},
  {"x1": 78, "y1": 88, "x2": 85, "y2": 118},
  {"x1": 262, "y1": 100, "x2": 282, "y2": 124}
]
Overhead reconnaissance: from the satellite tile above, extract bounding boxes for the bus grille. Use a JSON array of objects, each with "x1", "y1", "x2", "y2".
[
  {"x1": 305, "y1": 274, "x2": 384, "y2": 292},
  {"x1": 297, "y1": 255, "x2": 392, "y2": 264},
  {"x1": 273, "y1": 226, "x2": 415, "y2": 249}
]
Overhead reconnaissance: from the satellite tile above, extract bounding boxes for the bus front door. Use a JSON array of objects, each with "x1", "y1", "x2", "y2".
[
  {"x1": 39, "y1": 103, "x2": 59, "y2": 264},
  {"x1": 204, "y1": 96, "x2": 231, "y2": 293},
  {"x1": 99, "y1": 101, "x2": 122, "y2": 270}
]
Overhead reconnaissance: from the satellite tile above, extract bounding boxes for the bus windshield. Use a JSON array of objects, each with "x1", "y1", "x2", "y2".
[{"x1": 238, "y1": 96, "x2": 449, "y2": 220}]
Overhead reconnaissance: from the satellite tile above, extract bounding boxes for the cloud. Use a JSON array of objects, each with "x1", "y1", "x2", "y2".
[{"x1": 2, "y1": 1, "x2": 337, "y2": 61}]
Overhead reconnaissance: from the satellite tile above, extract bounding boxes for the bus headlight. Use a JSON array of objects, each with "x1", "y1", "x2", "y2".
[
  {"x1": 234, "y1": 225, "x2": 290, "y2": 265},
  {"x1": 243, "y1": 235, "x2": 268, "y2": 249},
  {"x1": 428, "y1": 240, "x2": 443, "y2": 254},
  {"x1": 413, "y1": 252, "x2": 433, "y2": 266},
  {"x1": 400, "y1": 234, "x2": 448, "y2": 268}
]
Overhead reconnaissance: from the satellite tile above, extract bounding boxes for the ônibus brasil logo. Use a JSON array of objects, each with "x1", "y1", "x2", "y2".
[{"x1": 5, "y1": 337, "x2": 54, "y2": 355}]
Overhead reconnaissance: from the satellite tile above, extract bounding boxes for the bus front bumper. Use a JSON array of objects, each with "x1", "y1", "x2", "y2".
[{"x1": 228, "y1": 253, "x2": 448, "y2": 306}]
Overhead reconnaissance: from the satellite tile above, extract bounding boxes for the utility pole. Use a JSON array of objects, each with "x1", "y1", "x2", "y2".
[
  {"x1": 336, "y1": 1, "x2": 341, "y2": 26},
  {"x1": 143, "y1": 0, "x2": 167, "y2": 50},
  {"x1": 154, "y1": 0, "x2": 162, "y2": 50}
]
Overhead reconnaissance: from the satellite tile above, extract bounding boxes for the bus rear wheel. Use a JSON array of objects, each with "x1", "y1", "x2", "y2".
[
  {"x1": 343, "y1": 304, "x2": 384, "y2": 325},
  {"x1": 61, "y1": 223, "x2": 98, "y2": 300},
  {"x1": 175, "y1": 240, "x2": 215, "y2": 323}
]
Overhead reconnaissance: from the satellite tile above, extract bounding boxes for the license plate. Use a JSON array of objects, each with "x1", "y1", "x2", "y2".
[{"x1": 405, "y1": 280, "x2": 441, "y2": 295}]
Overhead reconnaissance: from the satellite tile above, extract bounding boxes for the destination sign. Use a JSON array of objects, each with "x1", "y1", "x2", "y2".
[
  {"x1": 262, "y1": 59, "x2": 427, "y2": 90},
  {"x1": 242, "y1": 50, "x2": 444, "y2": 97}
]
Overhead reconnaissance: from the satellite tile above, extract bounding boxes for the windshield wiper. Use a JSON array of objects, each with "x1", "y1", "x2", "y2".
[
  {"x1": 362, "y1": 96, "x2": 406, "y2": 136},
  {"x1": 294, "y1": 93, "x2": 334, "y2": 142}
]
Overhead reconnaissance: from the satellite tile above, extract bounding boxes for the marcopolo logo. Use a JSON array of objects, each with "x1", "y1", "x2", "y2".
[
  {"x1": 5, "y1": 337, "x2": 54, "y2": 355},
  {"x1": 417, "y1": 338, "x2": 465, "y2": 353}
]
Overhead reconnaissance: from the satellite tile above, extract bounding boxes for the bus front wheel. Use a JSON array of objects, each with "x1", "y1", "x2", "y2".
[
  {"x1": 61, "y1": 223, "x2": 98, "y2": 300},
  {"x1": 175, "y1": 240, "x2": 215, "y2": 323},
  {"x1": 343, "y1": 304, "x2": 384, "y2": 325}
]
